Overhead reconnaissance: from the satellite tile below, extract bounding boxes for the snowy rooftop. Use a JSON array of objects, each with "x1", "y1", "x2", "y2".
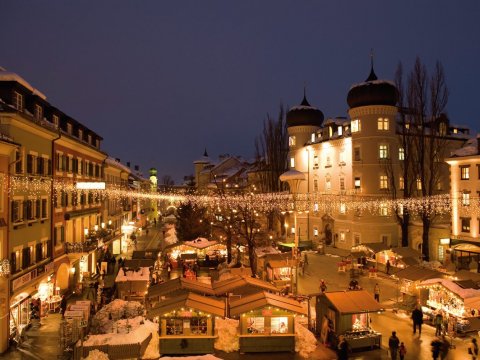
[
  {"x1": 420, "y1": 278, "x2": 480, "y2": 299},
  {"x1": 115, "y1": 267, "x2": 150, "y2": 282},
  {"x1": 349, "y1": 79, "x2": 395, "y2": 91},
  {"x1": 450, "y1": 137, "x2": 478, "y2": 158},
  {"x1": 255, "y1": 246, "x2": 281, "y2": 258},
  {"x1": 106, "y1": 157, "x2": 131, "y2": 173},
  {"x1": 183, "y1": 237, "x2": 218, "y2": 249},
  {"x1": 0, "y1": 69, "x2": 47, "y2": 100}
]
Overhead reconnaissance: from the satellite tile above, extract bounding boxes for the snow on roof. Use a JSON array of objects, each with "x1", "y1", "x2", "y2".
[
  {"x1": 349, "y1": 79, "x2": 395, "y2": 91},
  {"x1": 0, "y1": 70, "x2": 47, "y2": 100},
  {"x1": 183, "y1": 237, "x2": 218, "y2": 249},
  {"x1": 254, "y1": 246, "x2": 281, "y2": 258},
  {"x1": 115, "y1": 267, "x2": 150, "y2": 282},
  {"x1": 289, "y1": 104, "x2": 319, "y2": 111},
  {"x1": 420, "y1": 278, "x2": 480, "y2": 299},
  {"x1": 105, "y1": 157, "x2": 131, "y2": 173},
  {"x1": 450, "y1": 137, "x2": 478, "y2": 157}
]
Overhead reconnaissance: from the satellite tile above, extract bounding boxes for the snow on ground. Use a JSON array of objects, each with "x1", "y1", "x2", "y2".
[
  {"x1": 295, "y1": 317, "x2": 317, "y2": 358},
  {"x1": 164, "y1": 224, "x2": 178, "y2": 245},
  {"x1": 82, "y1": 349, "x2": 109, "y2": 360},
  {"x1": 91, "y1": 299, "x2": 145, "y2": 334},
  {"x1": 214, "y1": 317, "x2": 239, "y2": 352}
]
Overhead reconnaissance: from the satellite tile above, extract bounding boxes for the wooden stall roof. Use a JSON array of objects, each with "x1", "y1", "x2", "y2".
[
  {"x1": 124, "y1": 259, "x2": 155, "y2": 268},
  {"x1": 454, "y1": 270, "x2": 480, "y2": 284},
  {"x1": 148, "y1": 292, "x2": 225, "y2": 318},
  {"x1": 229, "y1": 291, "x2": 307, "y2": 316},
  {"x1": 267, "y1": 259, "x2": 297, "y2": 269},
  {"x1": 147, "y1": 277, "x2": 216, "y2": 298},
  {"x1": 213, "y1": 275, "x2": 280, "y2": 294},
  {"x1": 394, "y1": 265, "x2": 446, "y2": 282},
  {"x1": 323, "y1": 291, "x2": 382, "y2": 314}
]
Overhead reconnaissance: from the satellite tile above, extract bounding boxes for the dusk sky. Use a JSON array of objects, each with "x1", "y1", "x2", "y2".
[{"x1": 2, "y1": 1, "x2": 479, "y2": 183}]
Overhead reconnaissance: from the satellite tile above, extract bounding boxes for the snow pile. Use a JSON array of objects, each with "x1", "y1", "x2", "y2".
[
  {"x1": 214, "y1": 317, "x2": 239, "y2": 352},
  {"x1": 82, "y1": 349, "x2": 109, "y2": 360},
  {"x1": 91, "y1": 299, "x2": 145, "y2": 334},
  {"x1": 115, "y1": 267, "x2": 150, "y2": 282},
  {"x1": 295, "y1": 317, "x2": 317, "y2": 358},
  {"x1": 164, "y1": 224, "x2": 178, "y2": 245},
  {"x1": 140, "y1": 320, "x2": 160, "y2": 359}
]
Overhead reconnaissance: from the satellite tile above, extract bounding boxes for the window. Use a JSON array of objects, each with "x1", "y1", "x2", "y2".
[
  {"x1": 41, "y1": 199, "x2": 47, "y2": 218},
  {"x1": 26, "y1": 154, "x2": 35, "y2": 174},
  {"x1": 354, "y1": 147, "x2": 361, "y2": 161},
  {"x1": 453, "y1": 128, "x2": 458, "y2": 134},
  {"x1": 338, "y1": 126, "x2": 343, "y2": 136},
  {"x1": 311, "y1": 133, "x2": 316, "y2": 142},
  {"x1": 340, "y1": 177, "x2": 345, "y2": 191},
  {"x1": 379, "y1": 145, "x2": 388, "y2": 159},
  {"x1": 53, "y1": 114, "x2": 59, "y2": 127},
  {"x1": 314, "y1": 203, "x2": 319, "y2": 212},
  {"x1": 290, "y1": 157, "x2": 295, "y2": 168},
  {"x1": 26, "y1": 200, "x2": 34, "y2": 220},
  {"x1": 88, "y1": 134, "x2": 92, "y2": 144},
  {"x1": 313, "y1": 179, "x2": 318, "y2": 192},
  {"x1": 398, "y1": 203, "x2": 404, "y2": 216},
  {"x1": 15, "y1": 149, "x2": 23, "y2": 174},
  {"x1": 354, "y1": 177, "x2": 361, "y2": 189},
  {"x1": 399, "y1": 177, "x2": 404, "y2": 190},
  {"x1": 67, "y1": 123, "x2": 73, "y2": 134},
  {"x1": 13, "y1": 91, "x2": 24, "y2": 110},
  {"x1": 460, "y1": 166, "x2": 470, "y2": 180},
  {"x1": 379, "y1": 203, "x2": 388, "y2": 216},
  {"x1": 34, "y1": 104, "x2": 43, "y2": 120},
  {"x1": 313, "y1": 227, "x2": 319, "y2": 236},
  {"x1": 166, "y1": 319, "x2": 184, "y2": 335},
  {"x1": 325, "y1": 155, "x2": 331, "y2": 167},
  {"x1": 36, "y1": 157, "x2": 44, "y2": 175},
  {"x1": 271, "y1": 317, "x2": 288, "y2": 334},
  {"x1": 339, "y1": 150, "x2": 346, "y2": 165},
  {"x1": 399, "y1": 147, "x2": 405, "y2": 160},
  {"x1": 78, "y1": 129, "x2": 83, "y2": 140},
  {"x1": 329, "y1": 127, "x2": 333, "y2": 137},
  {"x1": 380, "y1": 175, "x2": 388, "y2": 189},
  {"x1": 462, "y1": 192, "x2": 470, "y2": 206},
  {"x1": 325, "y1": 176, "x2": 331, "y2": 191},
  {"x1": 381, "y1": 235, "x2": 389, "y2": 244},
  {"x1": 54, "y1": 225, "x2": 65, "y2": 246},
  {"x1": 339, "y1": 203, "x2": 346, "y2": 214},
  {"x1": 289, "y1": 136, "x2": 296, "y2": 146},
  {"x1": 313, "y1": 155, "x2": 319, "y2": 169},
  {"x1": 353, "y1": 233, "x2": 361, "y2": 246},
  {"x1": 377, "y1": 117, "x2": 389, "y2": 130},
  {"x1": 416, "y1": 178, "x2": 422, "y2": 190},
  {"x1": 190, "y1": 318, "x2": 208, "y2": 335},
  {"x1": 339, "y1": 232, "x2": 346, "y2": 243},
  {"x1": 35, "y1": 199, "x2": 40, "y2": 219},
  {"x1": 11, "y1": 200, "x2": 23, "y2": 223},
  {"x1": 461, "y1": 218, "x2": 471, "y2": 232},
  {"x1": 351, "y1": 119, "x2": 361, "y2": 132},
  {"x1": 246, "y1": 317, "x2": 265, "y2": 334},
  {"x1": 291, "y1": 227, "x2": 295, "y2": 234}
]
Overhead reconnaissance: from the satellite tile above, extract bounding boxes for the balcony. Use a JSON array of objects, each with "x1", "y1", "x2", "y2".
[{"x1": 65, "y1": 240, "x2": 98, "y2": 254}]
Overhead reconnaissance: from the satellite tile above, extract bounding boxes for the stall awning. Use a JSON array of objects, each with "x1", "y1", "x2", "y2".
[
  {"x1": 147, "y1": 277, "x2": 216, "y2": 298},
  {"x1": 324, "y1": 291, "x2": 383, "y2": 314},
  {"x1": 213, "y1": 275, "x2": 280, "y2": 294},
  {"x1": 147, "y1": 292, "x2": 225, "y2": 318},
  {"x1": 393, "y1": 265, "x2": 446, "y2": 282},
  {"x1": 267, "y1": 259, "x2": 297, "y2": 269},
  {"x1": 229, "y1": 291, "x2": 307, "y2": 316}
]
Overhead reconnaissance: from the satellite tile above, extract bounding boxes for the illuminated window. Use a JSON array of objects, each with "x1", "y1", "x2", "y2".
[
  {"x1": 289, "y1": 136, "x2": 296, "y2": 146},
  {"x1": 398, "y1": 203, "x2": 404, "y2": 216},
  {"x1": 377, "y1": 117, "x2": 389, "y2": 130},
  {"x1": 339, "y1": 150, "x2": 346, "y2": 165},
  {"x1": 291, "y1": 227, "x2": 295, "y2": 234},
  {"x1": 338, "y1": 126, "x2": 343, "y2": 136},
  {"x1": 380, "y1": 175, "x2": 388, "y2": 189},
  {"x1": 313, "y1": 227, "x2": 318, "y2": 236},
  {"x1": 271, "y1": 317, "x2": 288, "y2": 334},
  {"x1": 416, "y1": 178, "x2": 422, "y2": 190},
  {"x1": 311, "y1": 133, "x2": 315, "y2": 142},
  {"x1": 290, "y1": 157, "x2": 295, "y2": 168},
  {"x1": 379, "y1": 145, "x2": 389, "y2": 159},
  {"x1": 399, "y1": 177, "x2": 404, "y2": 190},
  {"x1": 339, "y1": 232, "x2": 346, "y2": 243},
  {"x1": 461, "y1": 218, "x2": 470, "y2": 232},
  {"x1": 13, "y1": 92, "x2": 24, "y2": 111},
  {"x1": 339, "y1": 203, "x2": 346, "y2": 214},
  {"x1": 329, "y1": 127, "x2": 333, "y2": 137},
  {"x1": 405, "y1": 123, "x2": 410, "y2": 129},
  {"x1": 351, "y1": 119, "x2": 361, "y2": 132},
  {"x1": 462, "y1": 192, "x2": 470, "y2": 206},
  {"x1": 354, "y1": 177, "x2": 361, "y2": 189},
  {"x1": 460, "y1": 166, "x2": 470, "y2": 180},
  {"x1": 354, "y1": 147, "x2": 361, "y2": 161},
  {"x1": 247, "y1": 317, "x2": 265, "y2": 334},
  {"x1": 399, "y1": 147, "x2": 405, "y2": 160},
  {"x1": 453, "y1": 128, "x2": 458, "y2": 134},
  {"x1": 314, "y1": 203, "x2": 319, "y2": 212},
  {"x1": 379, "y1": 203, "x2": 388, "y2": 216}
]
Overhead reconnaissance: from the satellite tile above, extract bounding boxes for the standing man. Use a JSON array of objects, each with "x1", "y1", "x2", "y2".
[
  {"x1": 434, "y1": 311, "x2": 444, "y2": 336},
  {"x1": 412, "y1": 305, "x2": 424, "y2": 335},
  {"x1": 388, "y1": 331, "x2": 400, "y2": 360},
  {"x1": 374, "y1": 283, "x2": 380, "y2": 302},
  {"x1": 60, "y1": 295, "x2": 67, "y2": 318},
  {"x1": 386, "y1": 259, "x2": 391, "y2": 275}
]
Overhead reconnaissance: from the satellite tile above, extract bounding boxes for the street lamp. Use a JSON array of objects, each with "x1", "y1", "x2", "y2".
[{"x1": 280, "y1": 169, "x2": 306, "y2": 295}]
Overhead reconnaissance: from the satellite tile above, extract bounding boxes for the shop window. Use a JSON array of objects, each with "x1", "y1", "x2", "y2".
[
  {"x1": 247, "y1": 317, "x2": 265, "y2": 334},
  {"x1": 351, "y1": 119, "x2": 361, "y2": 132},
  {"x1": 271, "y1": 317, "x2": 288, "y2": 334},
  {"x1": 460, "y1": 166, "x2": 470, "y2": 180},
  {"x1": 166, "y1": 319, "x2": 184, "y2": 335},
  {"x1": 461, "y1": 218, "x2": 471, "y2": 232}
]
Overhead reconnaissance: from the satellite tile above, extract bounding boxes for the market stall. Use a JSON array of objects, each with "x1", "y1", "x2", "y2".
[
  {"x1": 375, "y1": 247, "x2": 422, "y2": 272},
  {"x1": 164, "y1": 239, "x2": 227, "y2": 268},
  {"x1": 316, "y1": 290, "x2": 383, "y2": 351},
  {"x1": 229, "y1": 291, "x2": 307, "y2": 353},
  {"x1": 266, "y1": 259, "x2": 297, "y2": 288},
  {"x1": 115, "y1": 267, "x2": 150, "y2": 302},
  {"x1": 418, "y1": 278, "x2": 480, "y2": 333},
  {"x1": 147, "y1": 292, "x2": 225, "y2": 355},
  {"x1": 393, "y1": 265, "x2": 446, "y2": 299}
]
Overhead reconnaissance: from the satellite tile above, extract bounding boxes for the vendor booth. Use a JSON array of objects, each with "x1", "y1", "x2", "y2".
[
  {"x1": 451, "y1": 243, "x2": 480, "y2": 272},
  {"x1": 147, "y1": 292, "x2": 225, "y2": 355},
  {"x1": 418, "y1": 278, "x2": 480, "y2": 333},
  {"x1": 229, "y1": 291, "x2": 307, "y2": 353},
  {"x1": 115, "y1": 267, "x2": 150, "y2": 302},
  {"x1": 316, "y1": 290, "x2": 383, "y2": 351},
  {"x1": 164, "y1": 238, "x2": 227, "y2": 268},
  {"x1": 266, "y1": 258, "x2": 297, "y2": 288},
  {"x1": 376, "y1": 247, "x2": 422, "y2": 272},
  {"x1": 393, "y1": 265, "x2": 446, "y2": 299}
]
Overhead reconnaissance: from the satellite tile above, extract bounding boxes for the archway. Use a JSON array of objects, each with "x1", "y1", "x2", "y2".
[{"x1": 56, "y1": 263, "x2": 70, "y2": 291}]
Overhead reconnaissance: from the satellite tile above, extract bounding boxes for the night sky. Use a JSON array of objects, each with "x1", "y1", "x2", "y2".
[{"x1": 2, "y1": 1, "x2": 479, "y2": 183}]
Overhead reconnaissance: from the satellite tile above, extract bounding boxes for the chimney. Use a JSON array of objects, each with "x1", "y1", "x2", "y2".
[
  {"x1": 134, "y1": 165, "x2": 139, "y2": 171},
  {"x1": 127, "y1": 162, "x2": 131, "y2": 168}
]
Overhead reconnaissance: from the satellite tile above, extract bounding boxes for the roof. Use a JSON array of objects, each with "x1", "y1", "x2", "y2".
[
  {"x1": 323, "y1": 290, "x2": 383, "y2": 314},
  {"x1": 123, "y1": 259, "x2": 155, "y2": 268},
  {"x1": 454, "y1": 270, "x2": 480, "y2": 283},
  {"x1": 393, "y1": 265, "x2": 446, "y2": 282},
  {"x1": 183, "y1": 238, "x2": 218, "y2": 249},
  {"x1": 147, "y1": 277, "x2": 216, "y2": 298},
  {"x1": 387, "y1": 247, "x2": 422, "y2": 259},
  {"x1": 229, "y1": 291, "x2": 307, "y2": 316},
  {"x1": 148, "y1": 292, "x2": 225, "y2": 318},
  {"x1": 419, "y1": 278, "x2": 480, "y2": 299},
  {"x1": 254, "y1": 246, "x2": 281, "y2": 258},
  {"x1": 213, "y1": 275, "x2": 279, "y2": 294},
  {"x1": 449, "y1": 137, "x2": 478, "y2": 158},
  {"x1": 267, "y1": 259, "x2": 297, "y2": 268}
]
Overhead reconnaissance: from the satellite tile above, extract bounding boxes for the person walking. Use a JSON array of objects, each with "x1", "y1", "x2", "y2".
[
  {"x1": 431, "y1": 337, "x2": 443, "y2": 360},
  {"x1": 388, "y1": 331, "x2": 400, "y2": 360},
  {"x1": 386, "y1": 259, "x2": 391, "y2": 274},
  {"x1": 399, "y1": 342, "x2": 407, "y2": 360},
  {"x1": 469, "y1": 338, "x2": 479, "y2": 359},
  {"x1": 60, "y1": 295, "x2": 67, "y2": 318},
  {"x1": 374, "y1": 283, "x2": 380, "y2": 302},
  {"x1": 412, "y1": 305, "x2": 424, "y2": 335},
  {"x1": 434, "y1": 311, "x2": 444, "y2": 336},
  {"x1": 440, "y1": 335, "x2": 450, "y2": 360},
  {"x1": 336, "y1": 334, "x2": 350, "y2": 360},
  {"x1": 167, "y1": 261, "x2": 172, "y2": 280}
]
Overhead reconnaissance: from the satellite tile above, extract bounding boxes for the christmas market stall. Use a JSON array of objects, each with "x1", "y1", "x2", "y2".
[
  {"x1": 316, "y1": 290, "x2": 383, "y2": 351},
  {"x1": 375, "y1": 247, "x2": 422, "y2": 273},
  {"x1": 229, "y1": 291, "x2": 308, "y2": 353},
  {"x1": 164, "y1": 238, "x2": 227, "y2": 268},
  {"x1": 417, "y1": 278, "x2": 480, "y2": 333},
  {"x1": 115, "y1": 267, "x2": 150, "y2": 302},
  {"x1": 147, "y1": 292, "x2": 225, "y2": 355},
  {"x1": 393, "y1": 265, "x2": 446, "y2": 301}
]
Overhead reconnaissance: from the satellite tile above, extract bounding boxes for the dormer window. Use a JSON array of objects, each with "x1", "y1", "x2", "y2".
[
  {"x1": 88, "y1": 134, "x2": 92, "y2": 144},
  {"x1": 78, "y1": 129, "x2": 83, "y2": 140},
  {"x1": 338, "y1": 126, "x2": 343, "y2": 136},
  {"x1": 13, "y1": 91, "x2": 24, "y2": 111},
  {"x1": 67, "y1": 123, "x2": 72, "y2": 134},
  {"x1": 34, "y1": 104, "x2": 43, "y2": 120},
  {"x1": 311, "y1": 133, "x2": 315, "y2": 142},
  {"x1": 53, "y1": 114, "x2": 59, "y2": 128}
]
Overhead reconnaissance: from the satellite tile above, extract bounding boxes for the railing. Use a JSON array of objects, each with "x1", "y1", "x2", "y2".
[{"x1": 65, "y1": 240, "x2": 98, "y2": 254}]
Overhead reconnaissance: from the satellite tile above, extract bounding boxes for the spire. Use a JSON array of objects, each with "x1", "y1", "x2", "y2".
[
  {"x1": 203, "y1": 148, "x2": 208, "y2": 157},
  {"x1": 366, "y1": 48, "x2": 378, "y2": 82},
  {"x1": 301, "y1": 84, "x2": 310, "y2": 106}
]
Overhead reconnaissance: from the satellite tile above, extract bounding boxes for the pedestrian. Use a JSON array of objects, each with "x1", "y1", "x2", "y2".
[
  {"x1": 146, "y1": 228, "x2": 149, "y2": 236},
  {"x1": 434, "y1": 311, "x2": 444, "y2": 336},
  {"x1": 388, "y1": 331, "x2": 400, "y2": 360},
  {"x1": 386, "y1": 259, "x2": 391, "y2": 274},
  {"x1": 154, "y1": 218, "x2": 157, "y2": 226},
  {"x1": 412, "y1": 305, "x2": 423, "y2": 335},
  {"x1": 60, "y1": 295, "x2": 67, "y2": 318},
  {"x1": 440, "y1": 335, "x2": 450, "y2": 360},
  {"x1": 320, "y1": 279, "x2": 327, "y2": 293},
  {"x1": 336, "y1": 334, "x2": 350, "y2": 360},
  {"x1": 374, "y1": 283, "x2": 380, "y2": 302},
  {"x1": 304, "y1": 253, "x2": 309, "y2": 265},
  {"x1": 167, "y1": 262, "x2": 172, "y2": 279},
  {"x1": 399, "y1": 342, "x2": 407, "y2": 360},
  {"x1": 431, "y1": 337, "x2": 443, "y2": 360},
  {"x1": 469, "y1": 338, "x2": 479, "y2": 359}
]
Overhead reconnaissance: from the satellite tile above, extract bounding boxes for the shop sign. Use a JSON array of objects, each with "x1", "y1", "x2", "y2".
[{"x1": 12, "y1": 270, "x2": 34, "y2": 292}]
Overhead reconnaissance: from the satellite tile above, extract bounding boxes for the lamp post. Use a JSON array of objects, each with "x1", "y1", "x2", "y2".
[{"x1": 280, "y1": 169, "x2": 306, "y2": 295}]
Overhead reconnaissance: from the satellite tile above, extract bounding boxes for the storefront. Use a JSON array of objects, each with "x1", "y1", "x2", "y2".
[
  {"x1": 147, "y1": 292, "x2": 225, "y2": 355},
  {"x1": 316, "y1": 290, "x2": 383, "y2": 351},
  {"x1": 229, "y1": 291, "x2": 307, "y2": 353},
  {"x1": 164, "y1": 239, "x2": 227, "y2": 268},
  {"x1": 266, "y1": 259, "x2": 296, "y2": 288}
]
